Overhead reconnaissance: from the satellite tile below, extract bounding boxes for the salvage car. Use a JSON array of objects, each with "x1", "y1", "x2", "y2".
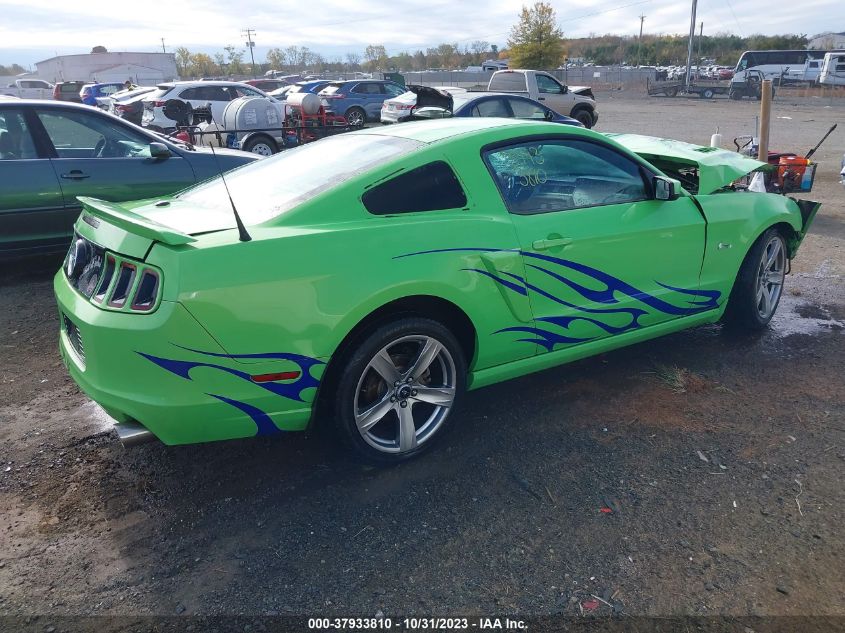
[
  {"x1": 381, "y1": 86, "x2": 582, "y2": 126},
  {"x1": 0, "y1": 100, "x2": 257, "y2": 256},
  {"x1": 54, "y1": 119, "x2": 820, "y2": 462},
  {"x1": 319, "y1": 79, "x2": 407, "y2": 126}
]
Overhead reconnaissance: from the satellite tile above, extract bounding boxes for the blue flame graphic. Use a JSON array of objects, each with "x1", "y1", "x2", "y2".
[
  {"x1": 138, "y1": 345, "x2": 323, "y2": 435},
  {"x1": 397, "y1": 247, "x2": 721, "y2": 351}
]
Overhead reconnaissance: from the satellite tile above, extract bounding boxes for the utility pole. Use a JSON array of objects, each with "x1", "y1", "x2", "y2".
[
  {"x1": 637, "y1": 14, "x2": 646, "y2": 67},
  {"x1": 684, "y1": 0, "x2": 698, "y2": 89},
  {"x1": 697, "y1": 21, "x2": 704, "y2": 77},
  {"x1": 161, "y1": 38, "x2": 166, "y2": 53},
  {"x1": 242, "y1": 29, "x2": 257, "y2": 78}
]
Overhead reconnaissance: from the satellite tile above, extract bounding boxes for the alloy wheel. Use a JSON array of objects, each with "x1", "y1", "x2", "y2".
[
  {"x1": 353, "y1": 335, "x2": 457, "y2": 454},
  {"x1": 755, "y1": 236, "x2": 786, "y2": 320},
  {"x1": 346, "y1": 109, "x2": 365, "y2": 127}
]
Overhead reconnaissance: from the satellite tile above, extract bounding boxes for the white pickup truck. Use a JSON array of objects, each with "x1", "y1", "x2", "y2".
[
  {"x1": 487, "y1": 69, "x2": 598, "y2": 128},
  {"x1": 2, "y1": 78, "x2": 54, "y2": 99}
]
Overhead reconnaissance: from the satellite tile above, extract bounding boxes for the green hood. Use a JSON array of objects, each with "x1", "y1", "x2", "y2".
[{"x1": 605, "y1": 133, "x2": 767, "y2": 195}]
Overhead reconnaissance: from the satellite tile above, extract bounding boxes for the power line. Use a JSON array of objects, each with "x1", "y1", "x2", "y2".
[{"x1": 723, "y1": 0, "x2": 744, "y2": 37}]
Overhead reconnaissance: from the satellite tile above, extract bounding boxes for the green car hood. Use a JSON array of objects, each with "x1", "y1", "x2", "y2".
[{"x1": 605, "y1": 133, "x2": 767, "y2": 194}]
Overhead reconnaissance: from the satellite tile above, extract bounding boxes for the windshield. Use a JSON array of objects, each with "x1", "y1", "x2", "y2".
[{"x1": 177, "y1": 134, "x2": 423, "y2": 225}]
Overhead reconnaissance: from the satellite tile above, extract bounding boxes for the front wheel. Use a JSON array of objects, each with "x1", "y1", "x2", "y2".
[
  {"x1": 331, "y1": 318, "x2": 466, "y2": 463},
  {"x1": 723, "y1": 228, "x2": 787, "y2": 330}
]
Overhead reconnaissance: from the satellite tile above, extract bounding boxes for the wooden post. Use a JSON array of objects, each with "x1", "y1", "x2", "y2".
[{"x1": 758, "y1": 80, "x2": 773, "y2": 161}]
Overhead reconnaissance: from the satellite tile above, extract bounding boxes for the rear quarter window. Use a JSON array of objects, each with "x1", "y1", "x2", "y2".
[
  {"x1": 489, "y1": 73, "x2": 528, "y2": 91},
  {"x1": 363, "y1": 161, "x2": 467, "y2": 215}
]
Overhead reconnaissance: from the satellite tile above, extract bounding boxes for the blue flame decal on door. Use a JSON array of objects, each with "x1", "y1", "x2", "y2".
[
  {"x1": 138, "y1": 345, "x2": 324, "y2": 435},
  {"x1": 397, "y1": 247, "x2": 721, "y2": 351}
]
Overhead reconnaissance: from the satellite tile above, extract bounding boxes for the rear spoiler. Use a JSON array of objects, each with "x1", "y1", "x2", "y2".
[{"x1": 77, "y1": 197, "x2": 196, "y2": 246}]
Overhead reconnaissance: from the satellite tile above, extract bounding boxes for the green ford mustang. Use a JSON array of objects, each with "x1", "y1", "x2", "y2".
[{"x1": 54, "y1": 118, "x2": 820, "y2": 462}]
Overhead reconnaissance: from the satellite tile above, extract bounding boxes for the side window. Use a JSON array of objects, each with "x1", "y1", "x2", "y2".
[
  {"x1": 385, "y1": 84, "x2": 405, "y2": 97},
  {"x1": 178, "y1": 87, "x2": 200, "y2": 100},
  {"x1": 471, "y1": 98, "x2": 509, "y2": 117},
  {"x1": 352, "y1": 83, "x2": 370, "y2": 94},
  {"x1": 363, "y1": 161, "x2": 467, "y2": 215},
  {"x1": 0, "y1": 110, "x2": 38, "y2": 160},
  {"x1": 234, "y1": 86, "x2": 263, "y2": 98},
  {"x1": 484, "y1": 140, "x2": 649, "y2": 215},
  {"x1": 536, "y1": 74, "x2": 563, "y2": 94},
  {"x1": 36, "y1": 109, "x2": 152, "y2": 159},
  {"x1": 508, "y1": 98, "x2": 547, "y2": 120}
]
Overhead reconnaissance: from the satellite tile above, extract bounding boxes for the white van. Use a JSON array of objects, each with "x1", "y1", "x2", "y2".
[{"x1": 819, "y1": 52, "x2": 845, "y2": 86}]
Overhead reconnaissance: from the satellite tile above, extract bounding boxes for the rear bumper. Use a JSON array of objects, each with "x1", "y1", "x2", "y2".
[{"x1": 55, "y1": 271, "x2": 316, "y2": 446}]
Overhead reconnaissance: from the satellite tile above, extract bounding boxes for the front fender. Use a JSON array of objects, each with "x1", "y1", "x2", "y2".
[{"x1": 697, "y1": 192, "x2": 813, "y2": 304}]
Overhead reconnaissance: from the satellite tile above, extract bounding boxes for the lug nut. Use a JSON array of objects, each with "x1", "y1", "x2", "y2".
[
  {"x1": 411, "y1": 390, "x2": 417, "y2": 396},
  {"x1": 399, "y1": 401, "x2": 408, "y2": 408},
  {"x1": 390, "y1": 396, "x2": 396, "y2": 402}
]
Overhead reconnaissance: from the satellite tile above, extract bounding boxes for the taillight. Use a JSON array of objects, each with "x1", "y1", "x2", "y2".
[
  {"x1": 115, "y1": 104, "x2": 131, "y2": 112},
  {"x1": 107, "y1": 262, "x2": 137, "y2": 308},
  {"x1": 397, "y1": 104, "x2": 413, "y2": 110},
  {"x1": 53, "y1": 85, "x2": 60, "y2": 99},
  {"x1": 153, "y1": 100, "x2": 167, "y2": 107},
  {"x1": 130, "y1": 270, "x2": 160, "y2": 312},
  {"x1": 65, "y1": 237, "x2": 163, "y2": 313},
  {"x1": 92, "y1": 255, "x2": 116, "y2": 303}
]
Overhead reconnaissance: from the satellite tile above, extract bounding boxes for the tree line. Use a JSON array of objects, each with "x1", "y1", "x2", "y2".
[{"x1": 0, "y1": 2, "x2": 813, "y2": 79}]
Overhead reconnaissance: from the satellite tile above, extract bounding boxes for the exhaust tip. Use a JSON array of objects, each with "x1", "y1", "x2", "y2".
[{"x1": 114, "y1": 421, "x2": 156, "y2": 447}]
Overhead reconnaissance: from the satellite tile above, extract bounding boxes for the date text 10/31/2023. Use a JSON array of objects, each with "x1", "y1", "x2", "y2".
[{"x1": 307, "y1": 617, "x2": 528, "y2": 630}]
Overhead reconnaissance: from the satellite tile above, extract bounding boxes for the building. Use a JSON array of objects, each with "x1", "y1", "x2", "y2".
[
  {"x1": 35, "y1": 51, "x2": 177, "y2": 84},
  {"x1": 808, "y1": 32, "x2": 845, "y2": 50}
]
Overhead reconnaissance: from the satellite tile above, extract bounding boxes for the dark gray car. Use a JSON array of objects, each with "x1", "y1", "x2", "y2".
[{"x1": 0, "y1": 100, "x2": 258, "y2": 257}]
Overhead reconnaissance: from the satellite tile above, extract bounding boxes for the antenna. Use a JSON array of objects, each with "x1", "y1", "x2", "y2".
[{"x1": 209, "y1": 144, "x2": 252, "y2": 242}]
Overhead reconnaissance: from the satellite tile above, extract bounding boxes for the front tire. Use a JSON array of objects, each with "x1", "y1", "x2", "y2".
[
  {"x1": 330, "y1": 318, "x2": 466, "y2": 464},
  {"x1": 723, "y1": 228, "x2": 787, "y2": 330}
]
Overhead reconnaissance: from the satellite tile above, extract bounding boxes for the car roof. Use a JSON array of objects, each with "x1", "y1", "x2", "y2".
[
  {"x1": 0, "y1": 99, "x2": 94, "y2": 109},
  {"x1": 157, "y1": 80, "x2": 258, "y2": 89},
  {"x1": 354, "y1": 117, "x2": 562, "y2": 144}
]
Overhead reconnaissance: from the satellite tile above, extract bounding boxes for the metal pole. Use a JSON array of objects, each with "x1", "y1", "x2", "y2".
[
  {"x1": 243, "y1": 29, "x2": 257, "y2": 78},
  {"x1": 637, "y1": 15, "x2": 645, "y2": 67},
  {"x1": 684, "y1": 0, "x2": 698, "y2": 89},
  {"x1": 758, "y1": 80, "x2": 773, "y2": 162},
  {"x1": 161, "y1": 38, "x2": 166, "y2": 53},
  {"x1": 697, "y1": 22, "x2": 703, "y2": 76}
]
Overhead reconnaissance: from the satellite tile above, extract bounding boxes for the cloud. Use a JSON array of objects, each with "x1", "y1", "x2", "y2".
[{"x1": 0, "y1": 0, "x2": 839, "y2": 66}]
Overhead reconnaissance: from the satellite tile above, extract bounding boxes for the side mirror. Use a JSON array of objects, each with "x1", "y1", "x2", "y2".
[
  {"x1": 149, "y1": 142, "x2": 171, "y2": 159},
  {"x1": 561, "y1": 85, "x2": 568, "y2": 94},
  {"x1": 544, "y1": 109, "x2": 555, "y2": 121},
  {"x1": 653, "y1": 176, "x2": 681, "y2": 201}
]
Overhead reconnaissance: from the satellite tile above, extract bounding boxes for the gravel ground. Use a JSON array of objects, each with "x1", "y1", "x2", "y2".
[{"x1": 1, "y1": 93, "x2": 843, "y2": 628}]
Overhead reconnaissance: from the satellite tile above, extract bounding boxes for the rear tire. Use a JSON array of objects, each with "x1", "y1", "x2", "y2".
[
  {"x1": 241, "y1": 135, "x2": 278, "y2": 156},
  {"x1": 329, "y1": 317, "x2": 466, "y2": 464},
  {"x1": 722, "y1": 228, "x2": 787, "y2": 330},
  {"x1": 345, "y1": 107, "x2": 366, "y2": 128}
]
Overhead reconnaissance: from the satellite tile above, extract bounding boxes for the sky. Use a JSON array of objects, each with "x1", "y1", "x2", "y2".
[{"x1": 0, "y1": 0, "x2": 840, "y2": 68}]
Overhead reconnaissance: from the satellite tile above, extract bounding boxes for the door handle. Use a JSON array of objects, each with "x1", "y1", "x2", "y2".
[
  {"x1": 532, "y1": 237, "x2": 573, "y2": 250},
  {"x1": 538, "y1": 96, "x2": 546, "y2": 101},
  {"x1": 61, "y1": 170, "x2": 90, "y2": 180}
]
